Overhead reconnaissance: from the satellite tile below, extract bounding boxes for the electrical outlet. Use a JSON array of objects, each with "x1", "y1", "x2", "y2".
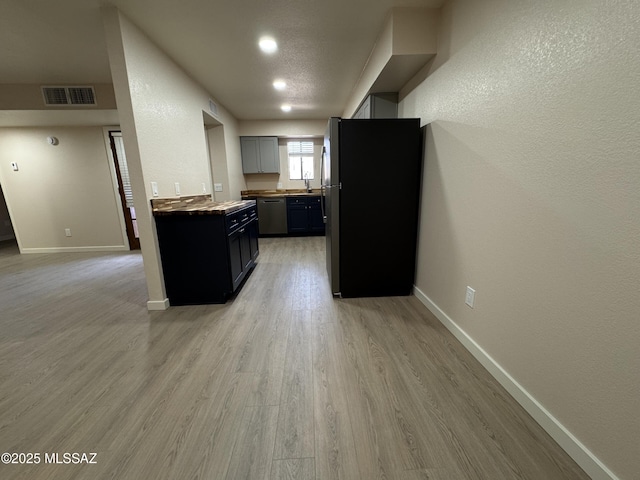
[
  {"x1": 174, "y1": 182, "x2": 181, "y2": 196},
  {"x1": 202, "y1": 182, "x2": 207, "y2": 193},
  {"x1": 465, "y1": 286, "x2": 475, "y2": 308},
  {"x1": 214, "y1": 183, "x2": 223, "y2": 192},
  {"x1": 151, "y1": 182, "x2": 159, "y2": 197},
  {"x1": 65, "y1": 228, "x2": 72, "y2": 237},
  {"x1": 277, "y1": 182, "x2": 283, "y2": 189}
]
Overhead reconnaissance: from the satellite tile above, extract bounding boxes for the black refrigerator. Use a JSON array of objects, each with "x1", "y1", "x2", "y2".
[{"x1": 322, "y1": 117, "x2": 423, "y2": 298}]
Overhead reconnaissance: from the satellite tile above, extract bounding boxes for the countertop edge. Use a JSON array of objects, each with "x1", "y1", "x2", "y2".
[
  {"x1": 241, "y1": 189, "x2": 322, "y2": 198},
  {"x1": 151, "y1": 198, "x2": 256, "y2": 216}
]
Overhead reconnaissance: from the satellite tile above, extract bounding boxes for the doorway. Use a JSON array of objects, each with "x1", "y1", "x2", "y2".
[
  {"x1": 203, "y1": 110, "x2": 225, "y2": 201},
  {"x1": 0, "y1": 183, "x2": 17, "y2": 255},
  {"x1": 108, "y1": 131, "x2": 140, "y2": 250}
]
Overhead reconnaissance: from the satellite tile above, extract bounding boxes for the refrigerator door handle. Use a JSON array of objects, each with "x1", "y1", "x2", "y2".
[{"x1": 320, "y1": 146, "x2": 326, "y2": 187}]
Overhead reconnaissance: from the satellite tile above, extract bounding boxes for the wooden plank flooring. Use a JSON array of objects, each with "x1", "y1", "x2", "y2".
[{"x1": 0, "y1": 237, "x2": 590, "y2": 479}]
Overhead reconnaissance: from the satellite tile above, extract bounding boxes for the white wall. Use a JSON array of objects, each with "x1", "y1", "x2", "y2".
[
  {"x1": 206, "y1": 124, "x2": 230, "y2": 202},
  {"x1": 401, "y1": 1, "x2": 640, "y2": 479},
  {"x1": 103, "y1": 8, "x2": 245, "y2": 309},
  {"x1": 223, "y1": 124, "x2": 246, "y2": 201},
  {"x1": 238, "y1": 120, "x2": 326, "y2": 138},
  {"x1": 0, "y1": 127, "x2": 126, "y2": 252}
]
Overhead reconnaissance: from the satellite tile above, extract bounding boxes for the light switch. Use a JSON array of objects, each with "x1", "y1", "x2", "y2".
[
  {"x1": 465, "y1": 286, "x2": 475, "y2": 308},
  {"x1": 151, "y1": 182, "x2": 159, "y2": 197},
  {"x1": 174, "y1": 182, "x2": 181, "y2": 196},
  {"x1": 11, "y1": 162, "x2": 18, "y2": 171}
]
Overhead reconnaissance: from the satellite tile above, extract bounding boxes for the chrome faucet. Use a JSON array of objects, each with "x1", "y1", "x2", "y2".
[{"x1": 304, "y1": 174, "x2": 311, "y2": 192}]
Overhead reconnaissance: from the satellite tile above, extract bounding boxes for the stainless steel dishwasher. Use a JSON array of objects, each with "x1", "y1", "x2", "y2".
[{"x1": 257, "y1": 197, "x2": 288, "y2": 235}]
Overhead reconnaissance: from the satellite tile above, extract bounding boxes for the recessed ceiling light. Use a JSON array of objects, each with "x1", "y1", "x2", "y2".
[
  {"x1": 273, "y1": 80, "x2": 286, "y2": 91},
  {"x1": 259, "y1": 36, "x2": 278, "y2": 54},
  {"x1": 281, "y1": 104, "x2": 292, "y2": 112}
]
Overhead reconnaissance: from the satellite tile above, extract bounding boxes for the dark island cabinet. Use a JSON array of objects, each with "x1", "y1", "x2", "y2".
[
  {"x1": 227, "y1": 207, "x2": 258, "y2": 291},
  {"x1": 286, "y1": 196, "x2": 325, "y2": 235},
  {"x1": 155, "y1": 204, "x2": 258, "y2": 305}
]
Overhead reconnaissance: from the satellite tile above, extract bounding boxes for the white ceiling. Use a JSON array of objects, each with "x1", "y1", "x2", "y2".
[{"x1": 1, "y1": 0, "x2": 444, "y2": 121}]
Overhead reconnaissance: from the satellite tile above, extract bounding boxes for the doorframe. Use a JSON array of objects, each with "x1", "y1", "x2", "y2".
[
  {"x1": 0, "y1": 181, "x2": 17, "y2": 244},
  {"x1": 102, "y1": 126, "x2": 139, "y2": 250}
]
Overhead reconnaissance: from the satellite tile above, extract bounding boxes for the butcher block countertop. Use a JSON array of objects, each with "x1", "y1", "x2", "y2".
[
  {"x1": 241, "y1": 188, "x2": 321, "y2": 198},
  {"x1": 151, "y1": 195, "x2": 255, "y2": 216}
]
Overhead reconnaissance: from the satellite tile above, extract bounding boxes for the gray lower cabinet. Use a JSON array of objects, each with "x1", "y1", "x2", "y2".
[{"x1": 240, "y1": 136, "x2": 280, "y2": 174}]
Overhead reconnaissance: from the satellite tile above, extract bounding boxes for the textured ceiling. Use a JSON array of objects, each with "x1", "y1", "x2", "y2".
[{"x1": 0, "y1": 0, "x2": 444, "y2": 120}]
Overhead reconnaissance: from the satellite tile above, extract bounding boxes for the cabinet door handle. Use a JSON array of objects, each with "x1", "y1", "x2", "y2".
[{"x1": 239, "y1": 228, "x2": 245, "y2": 233}]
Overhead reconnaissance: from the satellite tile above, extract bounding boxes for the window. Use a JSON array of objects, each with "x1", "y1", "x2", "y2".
[{"x1": 287, "y1": 141, "x2": 314, "y2": 180}]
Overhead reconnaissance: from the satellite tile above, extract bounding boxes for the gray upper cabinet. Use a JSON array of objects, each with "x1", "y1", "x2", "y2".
[
  {"x1": 353, "y1": 96, "x2": 371, "y2": 119},
  {"x1": 353, "y1": 93, "x2": 398, "y2": 119},
  {"x1": 240, "y1": 136, "x2": 280, "y2": 174}
]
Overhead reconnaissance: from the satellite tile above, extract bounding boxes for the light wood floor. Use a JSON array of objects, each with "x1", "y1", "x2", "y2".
[{"x1": 0, "y1": 237, "x2": 590, "y2": 479}]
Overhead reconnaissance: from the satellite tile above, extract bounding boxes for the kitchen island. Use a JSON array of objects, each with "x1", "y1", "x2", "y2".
[
  {"x1": 152, "y1": 196, "x2": 258, "y2": 305},
  {"x1": 152, "y1": 195, "x2": 253, "y2": 215}
]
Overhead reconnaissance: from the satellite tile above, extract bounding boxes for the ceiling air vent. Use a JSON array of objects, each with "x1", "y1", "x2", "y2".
[{"x1": 42, "y1": 86, "x2": 97, "y2": 106}]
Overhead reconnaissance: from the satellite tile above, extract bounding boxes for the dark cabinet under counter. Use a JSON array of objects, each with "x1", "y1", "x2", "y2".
[
  {"x1": 286, "y1": 196, "x2": 325, "y2": 235},
  {"x1": 153, "y1": 198, "x2": 258, "y2": 305}
]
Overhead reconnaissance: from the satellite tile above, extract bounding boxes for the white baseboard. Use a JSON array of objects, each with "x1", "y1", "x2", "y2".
[
  {"x1": 20, "y1": 245, "x2": 129, "y2": 254},
  {"x1": 412, "y1": 286, "x2": 618, "y2": 480},
  {"x1": 147, "y1": 298, "x2": 170, "y2": 311}
]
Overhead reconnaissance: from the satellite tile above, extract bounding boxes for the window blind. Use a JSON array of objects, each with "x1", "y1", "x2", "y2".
[
  {"x1": 287, "y1": 141, "x2": 315, "y2": 180},
  {"x1": 287, "y1": 141, "x2": 314, "y2": 155},
  {"x1": 112, "y1": 134, "x2": 135, "y2": 208}
]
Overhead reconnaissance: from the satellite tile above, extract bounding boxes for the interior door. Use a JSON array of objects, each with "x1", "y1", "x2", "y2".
[{"x1": 109, "y1": 131, "x2": 140, "y2": 250}]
